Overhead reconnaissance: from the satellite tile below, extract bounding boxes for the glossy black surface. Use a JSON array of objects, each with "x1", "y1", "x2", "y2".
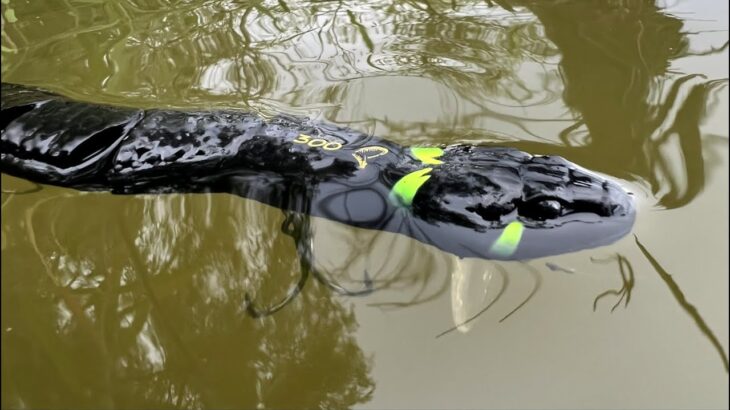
[{"x1": 1, "y1": 82, "x2": 635, "y2": 260}]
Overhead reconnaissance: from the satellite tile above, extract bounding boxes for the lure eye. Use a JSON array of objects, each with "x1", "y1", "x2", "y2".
[{"x1": 520, "y1": 198, "x2": 564, "y2": 220}]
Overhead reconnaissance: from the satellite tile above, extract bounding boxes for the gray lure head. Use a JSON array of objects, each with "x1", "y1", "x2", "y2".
[{"x1": 411, "y1": 146, "x2": 635, "y2": 259}]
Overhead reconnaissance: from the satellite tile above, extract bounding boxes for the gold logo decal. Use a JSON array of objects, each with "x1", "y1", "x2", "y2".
[
  {"x1": 352, "y1": 146, "x2": 389, "y2": 169},
  {"x1": 293, "y1": 134, "x2": 343, "y2": 151}
]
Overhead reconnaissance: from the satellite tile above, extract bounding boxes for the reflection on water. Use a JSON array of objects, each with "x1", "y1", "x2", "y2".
[
  {"x1": 1, "y1": 0, "x2": 556, "y2": 114},
  {"x1": 503, "y1": 0, "x2": 728, "y2": 210},
  {"x1": 1, "y1": 0, "x2": 728, "y2": 408},
  {"x1": 635, "y1": 236, "x2": 729, "y2": 373},
  {"x1": 1, "y1": 186, "x2": 374, "y2": 409},
  {"x1": 2, "y1": 0, "x2": 724, "y2": 207}
]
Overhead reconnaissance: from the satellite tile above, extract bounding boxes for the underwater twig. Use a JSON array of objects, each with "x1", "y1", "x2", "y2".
[
  {"x1": 245, "y1": 267, "x2": 310, "y2": 318},
  {"x1": 246, "y1": 202, "x2": 377, "y2": 318},
  {"x1": 293, "y1": 211, "x2": 375, "y2": 297},
  {"x1": 592, "y1": 254, "x2": 635, "y2": 312},
  {"x1": 365, "y1": 215, "x2": 452, "y2": 309},
  {"x1": 498, "y1": 261, "x2": 541, "y2": 322},
  {"x1": 244, "y1": 212, "x2": 312, "y2": 318}
]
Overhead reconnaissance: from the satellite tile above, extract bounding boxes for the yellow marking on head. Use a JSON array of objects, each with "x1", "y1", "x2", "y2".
[
  {"x1": 389, "y1": 168, "x2": 433, "y2": 207},
  {"x1": 411, "y1": 147, "x2": 444, "y2": 165},
  {"x1": 489, "y1": 221, "x2": 525, "y2": 257}
]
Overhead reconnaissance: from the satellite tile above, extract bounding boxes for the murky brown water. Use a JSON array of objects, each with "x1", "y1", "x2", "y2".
[{"x1": 1, "y1": 0, "x2": 728, "y2": 408}]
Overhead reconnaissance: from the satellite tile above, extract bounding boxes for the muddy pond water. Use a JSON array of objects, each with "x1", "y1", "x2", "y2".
[{"x1": 1, "y1": 0, "x2": 728, "y2": 408}]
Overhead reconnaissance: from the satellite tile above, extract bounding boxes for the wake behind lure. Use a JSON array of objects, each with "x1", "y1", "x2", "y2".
[{"x1": 0, "y1": 83, "x2": 635, "y2": 260}]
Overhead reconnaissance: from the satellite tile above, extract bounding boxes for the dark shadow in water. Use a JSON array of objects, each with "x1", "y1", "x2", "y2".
[{"x1": 635, "y1": 235, "x2": 729, "y2": 373}]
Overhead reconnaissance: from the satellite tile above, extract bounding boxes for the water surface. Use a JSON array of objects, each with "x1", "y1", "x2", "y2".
[{"x1": 1, "y1": 0, "x2": 728, "y2": 408}]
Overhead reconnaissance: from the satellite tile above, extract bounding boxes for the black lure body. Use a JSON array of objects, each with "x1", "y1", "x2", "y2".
[{"x1": 1, "y1": 83, "x2": 635, "y2": 260}]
